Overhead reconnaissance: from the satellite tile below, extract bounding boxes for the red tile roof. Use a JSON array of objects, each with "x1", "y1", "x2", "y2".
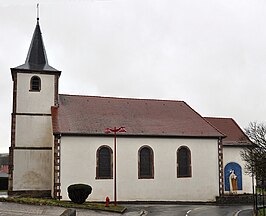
[
  {"x1": 51, "y1": 94, "x2": 224, "y2": 138},
  {"x1": 204, "y1": 117, "x2": 252, "y2": 146},
  {"x1": 52, "y1": 95, "x2": 224, "y2": 137}
]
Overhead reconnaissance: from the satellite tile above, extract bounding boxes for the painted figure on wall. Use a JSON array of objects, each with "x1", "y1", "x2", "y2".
[
  {"x1": 224, "y1": 162, "x2": 242, "y2": 192},
  {"x1": 229, "y1": 169, "x2": 238, "y2": 193}
]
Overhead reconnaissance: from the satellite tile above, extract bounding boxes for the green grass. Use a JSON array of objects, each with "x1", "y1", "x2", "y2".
[
  {"x1": 258, "y1": 207, "x2": 266, "y2": 216},
  {"x1": 0, "y1": 197, "x2": 126, "y2": 213},
  {"x1": 257, "y1": 187, "x2": 266, "y2": 194}
]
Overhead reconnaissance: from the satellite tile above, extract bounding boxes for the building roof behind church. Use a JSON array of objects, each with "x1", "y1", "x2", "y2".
[
  {"x1": 204, "y1": 117, "x2": 252, "y2": 146},
  {"x1": 14, "y1": 20, "x2": 59, "y2": 72},
  {"x1": 51, "y1": 94, "x2": 224, "y2": 138},
  {"x1": 0, "y1": 172, "x2": 8, "y2": 178}
]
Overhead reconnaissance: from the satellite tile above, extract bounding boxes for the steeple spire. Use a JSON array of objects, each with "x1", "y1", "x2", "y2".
[{"x1": 15, "y1": 5, "x2": 58, "y2": 72}]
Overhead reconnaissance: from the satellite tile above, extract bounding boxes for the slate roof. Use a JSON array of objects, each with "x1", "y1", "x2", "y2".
[
  {"x1": 204, "y1": 117, "x2": 252, "y2": 146},
  {"x1": 51, "y1": 94, "x2": 224, "y2": 138},
  {"x1": 14, "y1": 20, "x2": 59, "y2": 72}
]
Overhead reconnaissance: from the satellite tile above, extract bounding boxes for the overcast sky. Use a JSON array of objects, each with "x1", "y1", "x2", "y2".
[{"x1": 1, "y1": 0, "x2": 266, "y2": 153}]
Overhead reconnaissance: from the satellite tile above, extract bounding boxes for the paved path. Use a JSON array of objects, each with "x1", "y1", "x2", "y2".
[
  {"x1": 237, "y1": 209, "x2": 253, "y2": 216},
  {"x1": 124, "y1": 204, "x2": 253, "y2": 216},
  {"x1": 0, "y1": 202, "x2": 65, "y2": 216},
  {"x1": 0, "y1": 202, "x2": 254, "y2": 216}
]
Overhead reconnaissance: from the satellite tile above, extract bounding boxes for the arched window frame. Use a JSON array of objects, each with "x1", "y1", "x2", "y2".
[
  {"x1": 30, "y1": 76, "x2": 41, "y2": 91},
  {"x1": 138, "y1": 145, "x2": 154, "y2": 179},
  {"x1": 96, "y1": 145, "x2": 113, "y2": 179},
  {"x1": 177, "y1": 146, "x2": 192, "y2": 178}
]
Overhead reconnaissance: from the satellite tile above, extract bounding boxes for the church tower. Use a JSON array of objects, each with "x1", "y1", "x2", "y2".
[{"x1": 9, "y1": 17, "x2": 61, "y2": 197}]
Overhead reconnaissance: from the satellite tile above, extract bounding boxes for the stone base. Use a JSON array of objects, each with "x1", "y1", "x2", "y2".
[{"x1": 216, "y1": 194, "x2": 254, "y2": 205}]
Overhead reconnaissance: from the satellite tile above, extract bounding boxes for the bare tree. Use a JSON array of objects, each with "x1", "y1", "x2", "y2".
[{"x1": 241, "y1": 122, "x2": 266, "y2": 182}]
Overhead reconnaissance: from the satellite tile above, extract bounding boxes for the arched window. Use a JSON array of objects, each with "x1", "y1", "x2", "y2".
[
  {"x1": 96, "y1": 146, "x2": 113, "y2": 179},
  {"x1": 138, "y1": 146, "x2": 154, "y2": 179},
  {"x1": 177, "y1": 146, "x2": 192, "y2": 178},
  {"x1": 30, "y1": 76, "x2": 41, "y2": 91}
]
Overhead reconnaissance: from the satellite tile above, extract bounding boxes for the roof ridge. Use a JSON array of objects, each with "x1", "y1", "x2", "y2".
[
  {"x1": 204, "y1": 116, "x2": 232, "y2": 120},
  {"x1": 59, "y1": 93, "x2": 185, "y2": 103}
]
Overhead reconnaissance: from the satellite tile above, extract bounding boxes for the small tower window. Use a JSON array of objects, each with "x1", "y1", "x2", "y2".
[{"x1": 30, "y1": 76, "x2": 41, "y2": 91}]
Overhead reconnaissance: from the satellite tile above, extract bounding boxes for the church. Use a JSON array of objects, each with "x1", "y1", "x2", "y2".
[{"x1": 8, "y1": 18, "x2": 253, "y2": 202}]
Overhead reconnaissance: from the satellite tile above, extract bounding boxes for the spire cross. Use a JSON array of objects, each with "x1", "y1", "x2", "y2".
[{"x1": 37, "y1": 3, "x2": 39, "y2": 21}]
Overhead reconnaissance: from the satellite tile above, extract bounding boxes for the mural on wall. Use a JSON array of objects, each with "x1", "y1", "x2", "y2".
[{"x1": 224, "y1": 162, "x2": 242, "y2": 193}]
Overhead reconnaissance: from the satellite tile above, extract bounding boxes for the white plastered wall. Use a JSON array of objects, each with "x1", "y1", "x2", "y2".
[
  {"x1": 13, "y1": 115, "x2": 53, "y2": 190},
  {"x1": 16, "y1": 73, "x2": 55, "y2": 114},
  {"x1": 15, "y1": 115, "x2": 53, "y2": 147},
  {"x1": 223, "y1": 146, "x2": 253, "y2": 194},
  {"x1": 13, "y1": 72, "x2": 55, "y2": 191},
  {"x1": 60, "y1": 136, "x2": 220, "y2": 202},
  {"x1": 13, "y1": 149, "x2": 52, "y2": 190}
]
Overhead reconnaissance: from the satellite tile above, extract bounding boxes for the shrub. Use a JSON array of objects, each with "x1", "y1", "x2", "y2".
[{"x1": 67, "y1": 184, "x2": 92, "y2": 204}]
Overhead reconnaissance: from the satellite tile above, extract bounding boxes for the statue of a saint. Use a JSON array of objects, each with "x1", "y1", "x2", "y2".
[{"x1": 229, "y1": 169, "x2": 238, "y2": 194}]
